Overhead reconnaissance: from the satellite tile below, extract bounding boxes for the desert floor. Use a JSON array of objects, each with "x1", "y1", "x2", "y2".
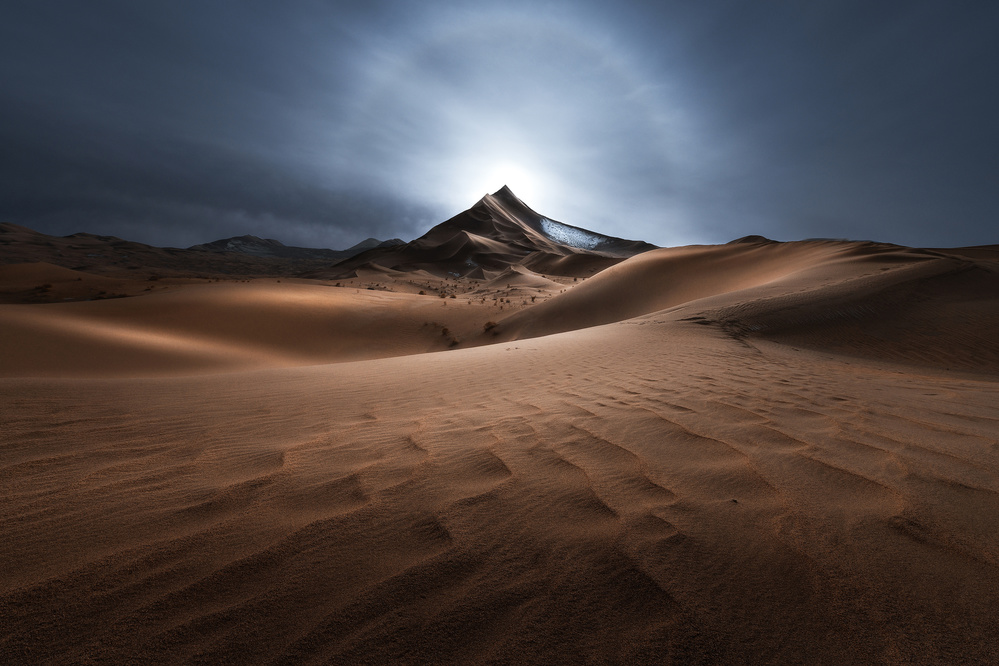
[{"x1": 2, "y1": 240, "x2": 999, "y2": 663}]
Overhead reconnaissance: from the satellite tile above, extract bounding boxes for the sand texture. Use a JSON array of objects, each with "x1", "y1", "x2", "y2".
[{"x1": 3, "y1": 204, "x2": 999, "y2": 662}]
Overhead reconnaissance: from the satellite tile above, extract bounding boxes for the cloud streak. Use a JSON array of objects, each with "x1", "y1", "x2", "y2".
[{"x1": 1, "y1": 1, "x2": 997, "y2": 249}]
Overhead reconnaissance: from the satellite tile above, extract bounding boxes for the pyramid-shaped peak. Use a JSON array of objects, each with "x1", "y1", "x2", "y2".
[
  {"x1": 489, "y1": 185, "x2": 530, "y2": 207},
  {"x1": 483, "y1": 185, "x2": 544, "y2": 220},
  {"x1": 320, "y1": 184, "x2": 657, "y2": 279}
]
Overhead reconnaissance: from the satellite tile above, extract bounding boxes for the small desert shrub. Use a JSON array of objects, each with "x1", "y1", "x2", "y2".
[
  {"x1": 441, "y1": 327, "x2": 450, "y2": 336},
  {"x1": 483, "y1": 321, "x2": 498, "y2": 331},
  {"x1": 419, "y1": 290, "x2": 426, "y2": 295},
  {"x1": 449, "y1": 294, "x2": 456, "y2": 299}
]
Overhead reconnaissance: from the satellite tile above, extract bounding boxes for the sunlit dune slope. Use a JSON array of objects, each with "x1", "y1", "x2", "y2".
[
  {"x1": 491, "y1": 240, "x2": 999, "y2": 373},
  {"x1": 491, "y1": 241, "x2": 930, "y2": 339},
  {"x1": 3, "y1": 239, "x2": 997, "y2": 378},
  {"x1": 481, "y1": 265, "x2": 564, "y2": 291},
  {"x1": 0, "y1": 281, "x2": 498, "y2": 377}
]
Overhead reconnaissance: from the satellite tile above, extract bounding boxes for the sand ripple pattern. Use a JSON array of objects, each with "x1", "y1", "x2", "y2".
[{"x1": 3, "y1": 324, "x2": 999, "y2": 663}]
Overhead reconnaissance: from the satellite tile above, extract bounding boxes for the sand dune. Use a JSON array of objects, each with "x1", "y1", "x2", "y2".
[
  {"x1": 489, "y1": 241, "x2": 934, "y2": 338},
  {"x1": 482, "y1": 265, "x2": 564, "y2": 291},
  {"x1": 0, "y1": 262, "x2": 153, "y2": 304},
  {"x1": 2, "y1": 210, "x2": 999, "y2": 662},
  {"x1": 3, "y1": 320, "x2": 999, "y2": 663},
  {"x1": 0, "y1": 280, "x2": 512, "y2": 376},
  {"x1": 489, "y1": 241, "x2": 999, "y2": 374}
]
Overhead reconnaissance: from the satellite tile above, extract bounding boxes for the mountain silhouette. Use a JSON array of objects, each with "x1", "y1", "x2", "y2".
[{"x1": 324, "y1": 186, "x2": 656, "y2": 279}]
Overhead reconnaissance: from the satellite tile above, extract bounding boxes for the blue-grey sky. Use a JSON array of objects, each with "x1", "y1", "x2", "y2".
[{"x1": 1, "y1": 1, "x2": 997, "y2": 249}]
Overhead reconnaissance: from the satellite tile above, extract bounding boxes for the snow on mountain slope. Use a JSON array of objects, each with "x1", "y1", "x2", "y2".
[{"x1": 539, "y1": 218, "x2": 604, "y2": 250}]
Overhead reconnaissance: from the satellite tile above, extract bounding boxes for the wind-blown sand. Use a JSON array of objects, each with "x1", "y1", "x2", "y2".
[{"x1": 2, "y1": 229, "x2": 999, "y2": 662}]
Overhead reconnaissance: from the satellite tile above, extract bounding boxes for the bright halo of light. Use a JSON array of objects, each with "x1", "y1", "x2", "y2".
[{"x1": 457, "y1": 158, "x2": 558, "y2": 212}]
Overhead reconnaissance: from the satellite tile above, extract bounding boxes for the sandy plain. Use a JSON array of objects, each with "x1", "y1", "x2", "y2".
[{"x1": 2, "y1": 206, "x2": 999, "y2": 663}]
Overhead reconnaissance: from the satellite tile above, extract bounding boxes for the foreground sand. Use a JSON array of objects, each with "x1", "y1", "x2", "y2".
[{"x1": 2, "y1": 239, "x2": 999, "y2": 663}]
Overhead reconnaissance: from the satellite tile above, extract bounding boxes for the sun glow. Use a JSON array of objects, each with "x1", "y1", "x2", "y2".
[{"x1": 460, "y1": 160, "x2": 554, "y2": 211}]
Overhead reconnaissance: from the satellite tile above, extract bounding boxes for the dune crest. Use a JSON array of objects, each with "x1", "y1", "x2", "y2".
[{"x1": 487, "y1": 239, "x2": 999, "y2": 374}]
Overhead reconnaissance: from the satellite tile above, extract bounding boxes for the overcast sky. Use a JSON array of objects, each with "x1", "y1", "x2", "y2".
[{"x1": 2, "y1": 1, "x2": 997, "y2": 249}]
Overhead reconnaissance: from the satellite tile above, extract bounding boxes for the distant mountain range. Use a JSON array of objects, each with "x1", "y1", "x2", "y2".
[
  {"x1": 189, "y1": 235, "x2": 404, "y2": 261},
  {"x1": 0, "y1": 187, "x2": 656, "y2": 278},
  {"x1": 0, "y1": 223, "x2": 405, "y2": 277}
]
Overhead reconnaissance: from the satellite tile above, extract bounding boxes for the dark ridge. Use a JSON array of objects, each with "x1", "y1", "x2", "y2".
[
  {"x1": 315, "y1": 186, "x2": 657, "y2": 279},
  {"x1": 727, "y1": 235, "x2": 776, "y2": 244},
  {"x1": 0, "y1": 223, "x2": 402, "y2": 278},
  {"x1": 189, "y1": 235, "x2": 403, "y2": 261}
]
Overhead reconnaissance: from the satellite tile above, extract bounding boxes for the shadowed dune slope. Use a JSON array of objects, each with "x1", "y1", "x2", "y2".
[
  {"x1": 728, "y1": 258, "x2": 999, "y2": 373},
  {"x1": 0, "y1": 262, "x2": 147, "y2": 304}
]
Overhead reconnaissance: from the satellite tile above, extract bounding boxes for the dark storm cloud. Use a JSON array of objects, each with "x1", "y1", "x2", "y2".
[{"x1": 1, "y1": 1, "x2": 997, "y2": 248}]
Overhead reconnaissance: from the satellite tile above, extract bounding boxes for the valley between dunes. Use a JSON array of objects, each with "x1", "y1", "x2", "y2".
[{"x1": 3, "y1": 225, "x2": 999, "y2": 662}]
